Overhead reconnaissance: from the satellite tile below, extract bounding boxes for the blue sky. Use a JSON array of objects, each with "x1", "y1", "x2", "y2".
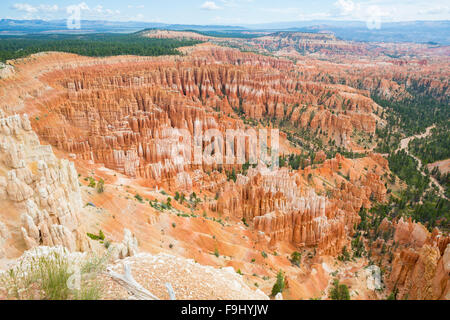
[{"x1": 2, "y1": 0, "x2": 449, "y2": 25}]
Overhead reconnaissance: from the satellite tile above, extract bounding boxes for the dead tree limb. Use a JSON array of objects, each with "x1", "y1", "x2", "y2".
[
  {"x1": 107, "y1": 263, "x2": 161, "y2": 300},
  {"x1": 165, "y1": 282, "x2": 176, "y2": 300}
]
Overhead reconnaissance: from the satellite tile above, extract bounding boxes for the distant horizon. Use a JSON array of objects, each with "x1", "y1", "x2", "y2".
[
  {"x1": 1, "y1": 17, "x2": 449, "y2": 27},
  {"x1": 1, "y1": 1, "x2": 449, "y2": 25},
  {"x1": 1, "y1": 17, "x2": 448, "y2": 46}
]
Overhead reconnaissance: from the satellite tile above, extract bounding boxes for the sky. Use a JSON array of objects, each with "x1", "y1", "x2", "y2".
[{"x1": 1, "y1": 0, "x2": 450, "y2": 25}]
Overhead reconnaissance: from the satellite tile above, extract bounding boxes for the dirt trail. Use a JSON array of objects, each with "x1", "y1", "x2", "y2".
[{"x1": 397, "y1": 125, "x2": 447, "y2": 200}]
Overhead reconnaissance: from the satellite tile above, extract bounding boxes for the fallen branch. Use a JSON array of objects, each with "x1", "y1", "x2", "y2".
[
  {"x1": 165, "y1": 282, "x2": 176, "y2": 300},
  {"x1": 108, "y1": 262, "x2": 174, "y2": 300}
]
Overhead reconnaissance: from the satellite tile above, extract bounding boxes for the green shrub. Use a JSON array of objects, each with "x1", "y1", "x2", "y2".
[
  {"x1": 87, "y1": 230, "x2": 105, "y2": 241},
  {"x1": 88, "y1": 177, "x2": 96, "y2": 188},
  {"x1": 338, "y1": 246, "x2": 351, "y2": 262},
  {"x1": 329, "y1": 279, "x2": 350, "y2": 300},
  {"x1": 96, "y1": 178, "x2": 105, "y2": 193},
  {"x1": 387, "y1": 287, "x2": 398, "y2": 300},
  {"x1": 290, "y1": 251, "x2": 302, "y2": 267},
  {"x1": 271, "y1": 270, "x2": 285, "y2": 296},
  {"x1": 87, "y1": 233, "x2": 100, "y2": 241},
  {"x1": 0, "y1": 250, "x2": 105, "y2": 300}
]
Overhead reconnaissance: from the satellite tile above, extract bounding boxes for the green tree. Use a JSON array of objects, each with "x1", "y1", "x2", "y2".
[
  {"x1": 96, "y1": 178, "x2": 104, "y2": 194},
  {"x1": 290, "y1": 251, "x2": 302, "y2": 267},
  {"x1": 88, "y1": 177, "x2": 96, "y2": 188},
  {"x1": 329, "y1": 279, "x2": 350, "y2": 300},
  {"x1": 271, "y1": 270, "x2": 285, "y2": 296}
]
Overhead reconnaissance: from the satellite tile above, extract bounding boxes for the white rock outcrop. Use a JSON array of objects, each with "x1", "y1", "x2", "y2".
[{"x1": 0, "y1": 114, "x2": 89, "y2": 255}]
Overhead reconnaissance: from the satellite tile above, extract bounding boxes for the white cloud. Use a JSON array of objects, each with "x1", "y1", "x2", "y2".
[
  {"x1": 64, "y1": 2, "x2": 122, "y2": 19},
  {"x1": 418, "y1": 5, "x2": 450, "y2": 15},
  {"x1": 11, "y1": 3, "x2": 60, "y2": 19},
  {"x1": 90, "y1": 5, "x2": 120, "y2": 16},
  {"x1": 332, "y1": 0, "x2": 384, "y2": 20},
  {"x1": 93, "y1": 5, "x2": 103, "y2": 13},
  {"x1": 66, "y1": 2, "x2": 89, "y2": 16},
  {"x1": 335, "y1": 0, "x2": 357, "y2": 15},
  {"x1": 69, "y1": 2, "x2": 89, "y2": 11},
  {"x1": 12, "y1": 3, "x2": 38, "y2": 13},
  {"x1": 40, "y1": 4, "x2": 59, "y2": 12},
  {"x1": 11, "y1": 2, "x2": 123, "y2": 20},
  {"x1": 201, "y1": 1, "x2": 222, "y2": 11}
]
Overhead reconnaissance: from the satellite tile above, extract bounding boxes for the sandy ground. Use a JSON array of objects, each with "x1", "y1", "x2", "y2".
[
  {"x1": 427, "y1": 159, "x2": 450, "y2": 175},
  {"x1": 100, "y1": 252, "x2": 269, "y2": 300}
]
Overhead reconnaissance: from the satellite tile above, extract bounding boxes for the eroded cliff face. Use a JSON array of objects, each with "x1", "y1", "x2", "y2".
[
  {"x1": 215, "y1": 153, "x2": 388, "y2": 255},
  {"x1": 20, "y1": 45, "x2": 383, "y2": 192},
  {"x1": 294, "y1": 56, "x2": 449, "y2": 102},
  {"x1": 0, "y1": 113, "x2": 89, "y2": 258},
  {"x1": 382, "y1": 218, "x2": 450, "y2": 300},
  {"x1": 144, "y1": 31, "x2": 449, "y2": 102},
  {"x1": 218, "y1": 165, "x2": 348, "y2": 256}
]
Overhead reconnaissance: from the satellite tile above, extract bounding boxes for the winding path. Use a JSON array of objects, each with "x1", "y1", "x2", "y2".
[{"x1": 396, "y1": 125, "x2": 448, "y2": 200}]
